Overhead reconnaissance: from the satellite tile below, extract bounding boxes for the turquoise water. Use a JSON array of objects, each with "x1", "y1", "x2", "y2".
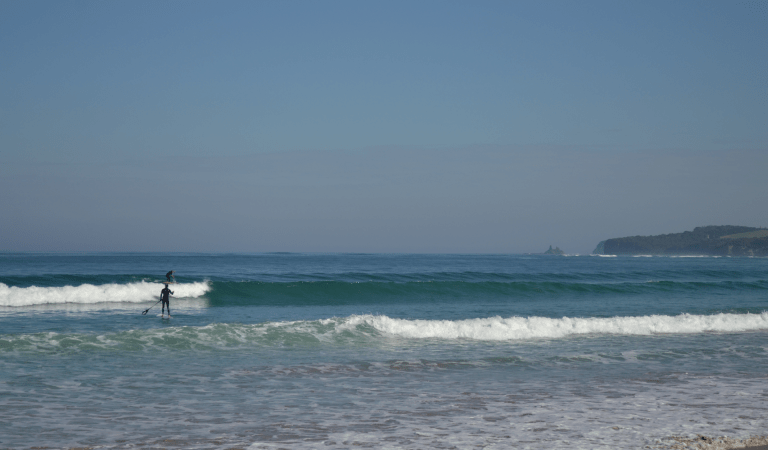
[{"x1": 1, "y1": 253, "x2": 767, "y2": 449}]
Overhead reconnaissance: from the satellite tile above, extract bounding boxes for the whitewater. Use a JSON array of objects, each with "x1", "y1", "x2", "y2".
[
  {"x1": 0, "y1": 280, "x2": 210, "y2": 307},
  {"x1": 1, "y1": 253, "x2": 768, "y2": 449},
  {"x1": 5, "y1": 312, "x2": 768, "y2": 355}
]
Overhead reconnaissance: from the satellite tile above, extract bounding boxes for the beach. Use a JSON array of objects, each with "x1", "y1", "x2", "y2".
[{"x1": 661, "y1": 437, "x2": 768, "y2": 450}]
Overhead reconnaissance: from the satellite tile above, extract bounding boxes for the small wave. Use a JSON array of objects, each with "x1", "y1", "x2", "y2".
[
  {"x1": 203, "y1": 279, "x2": 768, "y2": 307},
  {"x1": 0, "y1": 281, "x2": 210, "y2": 307},
  {"x1": 363, "y1": 312, "x2": 768, "y2": 340},
  {"x1": 3, "y1": 312, "x2": 768, "y2": 354}
]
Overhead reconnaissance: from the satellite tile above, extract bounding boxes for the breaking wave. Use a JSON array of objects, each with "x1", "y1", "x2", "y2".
[
  {"x1": 0, "y1": 281, "x2": 210, "y2": 307},
  {"x1": 3, "y1": 312, "x2": 767, "y2": 353},
  {"x1": 366, "y1": 312, "x2": 768, "y2": 340}
]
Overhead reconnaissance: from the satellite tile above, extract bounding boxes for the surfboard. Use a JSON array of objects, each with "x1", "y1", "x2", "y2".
[{"x1": 159, "y1": 281, "x2": 176, "y2": 284}]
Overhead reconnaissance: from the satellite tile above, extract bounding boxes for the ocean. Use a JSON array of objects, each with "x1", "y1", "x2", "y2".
[{"x1": 1, "y1": 253, "x2": 767, "y2": 449}]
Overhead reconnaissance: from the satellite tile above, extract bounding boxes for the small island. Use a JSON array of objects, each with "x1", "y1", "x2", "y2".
[
  {"x1": 592, "y1": 225, "x2": 768, "y2": 256},
  {"x1": 544, "y1": 245, "x2": 565, "y2": 255}
]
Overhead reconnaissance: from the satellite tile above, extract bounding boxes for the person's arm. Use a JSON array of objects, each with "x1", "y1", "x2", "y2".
[{"x1": 170, "y1": 290, "x2": 174, "y2": 296}]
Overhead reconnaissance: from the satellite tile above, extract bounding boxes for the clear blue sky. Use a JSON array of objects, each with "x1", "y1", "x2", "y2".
[{"x1": 1, "y1": 0, "x2": 766, "y2": 253}]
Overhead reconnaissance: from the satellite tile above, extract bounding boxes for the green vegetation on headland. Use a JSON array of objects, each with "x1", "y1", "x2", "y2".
[
  {"x1": 593, "y1": 226, "x2": 768, "y2": 256},
  {"x1": 544, "y1": 245, "x2": 565, "y2": 255}
]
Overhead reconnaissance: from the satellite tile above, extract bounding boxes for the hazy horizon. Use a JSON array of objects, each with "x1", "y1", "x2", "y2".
[{"x1": 2, "y1": 0, "x2": 766, "y2": 254}]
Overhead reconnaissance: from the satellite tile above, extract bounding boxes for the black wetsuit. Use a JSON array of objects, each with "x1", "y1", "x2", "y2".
[
  {"x1": 160, "y1": 286, "x2": 174, "y2": 316},
  {"x1": 166, "y1": 271, "x2": 174, "y2": 282}
]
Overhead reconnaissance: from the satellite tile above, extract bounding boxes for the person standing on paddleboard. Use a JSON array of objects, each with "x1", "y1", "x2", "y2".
[
  {"x1": 160, "y1": 284, "x2": 174, "y2": 319},
  {"x1": 166, "y1": 270, "x2": 175, "y2": 282}
]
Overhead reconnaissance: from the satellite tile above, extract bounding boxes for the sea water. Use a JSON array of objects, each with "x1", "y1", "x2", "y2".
[{"x1": 1, "y1": 253, "x2": 767, "y2": 449}]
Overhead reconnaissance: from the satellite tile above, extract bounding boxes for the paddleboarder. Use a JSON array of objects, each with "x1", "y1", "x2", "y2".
[
  {"x1": 166, "y1": 270, "x2": 175, "y2": 282},
  {"x1": 160, "y1": 284, "x2": 174, "y2": 319}
]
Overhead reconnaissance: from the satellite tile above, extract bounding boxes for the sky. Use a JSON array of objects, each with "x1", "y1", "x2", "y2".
[{"x1": 1, "y1": 0, "x2": 766, "y2": 253}]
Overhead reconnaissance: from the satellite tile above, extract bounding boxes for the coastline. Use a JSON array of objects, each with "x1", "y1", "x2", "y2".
[{"x1": 592, "y1": 226, "x2": 768, "y2": 257}]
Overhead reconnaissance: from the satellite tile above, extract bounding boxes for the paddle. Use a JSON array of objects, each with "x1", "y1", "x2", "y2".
[{"x1": 142, "y1": 299, "x2": 162, "y2": 315}]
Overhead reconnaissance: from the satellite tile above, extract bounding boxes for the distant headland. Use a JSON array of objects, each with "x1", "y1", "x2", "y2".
[{"x1": 592, "y1": 226, "x2": 768, "y2": 256}]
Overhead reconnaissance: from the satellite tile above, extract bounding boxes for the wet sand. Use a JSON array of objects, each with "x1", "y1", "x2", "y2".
[{"x1": 658, "y1": 435, "x2": 768, "y2": 450}]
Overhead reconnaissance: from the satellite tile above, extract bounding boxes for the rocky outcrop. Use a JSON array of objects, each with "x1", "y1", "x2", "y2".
[{"x1": 544, "y1": 245, "x2": 565, "y2": 255}]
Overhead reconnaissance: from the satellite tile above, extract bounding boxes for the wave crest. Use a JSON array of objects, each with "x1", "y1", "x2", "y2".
[
  {"x1": 363, "y1": 312, "x2": 768, "y2": 340},
  {"x1": 4, "y1": 312, "x2": 768, "y2": 354},
  {"x1": 0, "y1": 281, "x2": 210, "y2": 307}
]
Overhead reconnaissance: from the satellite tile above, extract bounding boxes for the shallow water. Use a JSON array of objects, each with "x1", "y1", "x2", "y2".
[{"x1": 1, "y1": 253, "x2": 767, "y2": 449}]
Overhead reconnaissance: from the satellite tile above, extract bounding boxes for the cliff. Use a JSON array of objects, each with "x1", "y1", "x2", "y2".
[{"x1": 593, "y1": 226, "x2": 768, "y2": 256}]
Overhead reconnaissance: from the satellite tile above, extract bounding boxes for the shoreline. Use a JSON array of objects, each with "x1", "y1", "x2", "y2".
[{"x1": 656, "y1": 436, "x2": 768, "y2": 450}]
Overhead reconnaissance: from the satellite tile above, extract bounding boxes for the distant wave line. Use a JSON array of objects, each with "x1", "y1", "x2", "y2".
[{"x1": 2, "y1": 278, "x2": 767, "y2": 307}]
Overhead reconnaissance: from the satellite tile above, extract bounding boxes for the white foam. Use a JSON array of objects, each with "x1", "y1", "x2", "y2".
[
  {"x1": 243, "y1": 373, "x2": 768, "y2": 450},
  {"x1": 358, "y1": 312, "x2": 768, "y2": 341},
  {"x1": 0, "y1": 281, "x2": 210, "y2": 307}
]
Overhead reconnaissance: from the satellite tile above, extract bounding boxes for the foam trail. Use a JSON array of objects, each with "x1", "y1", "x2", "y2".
[
  {"x1": 361, "y1": 312, "x2": 768, "y2": 340},
  {"x1": 0, "y1": 281, "x2": 210, "y2": 307}
]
